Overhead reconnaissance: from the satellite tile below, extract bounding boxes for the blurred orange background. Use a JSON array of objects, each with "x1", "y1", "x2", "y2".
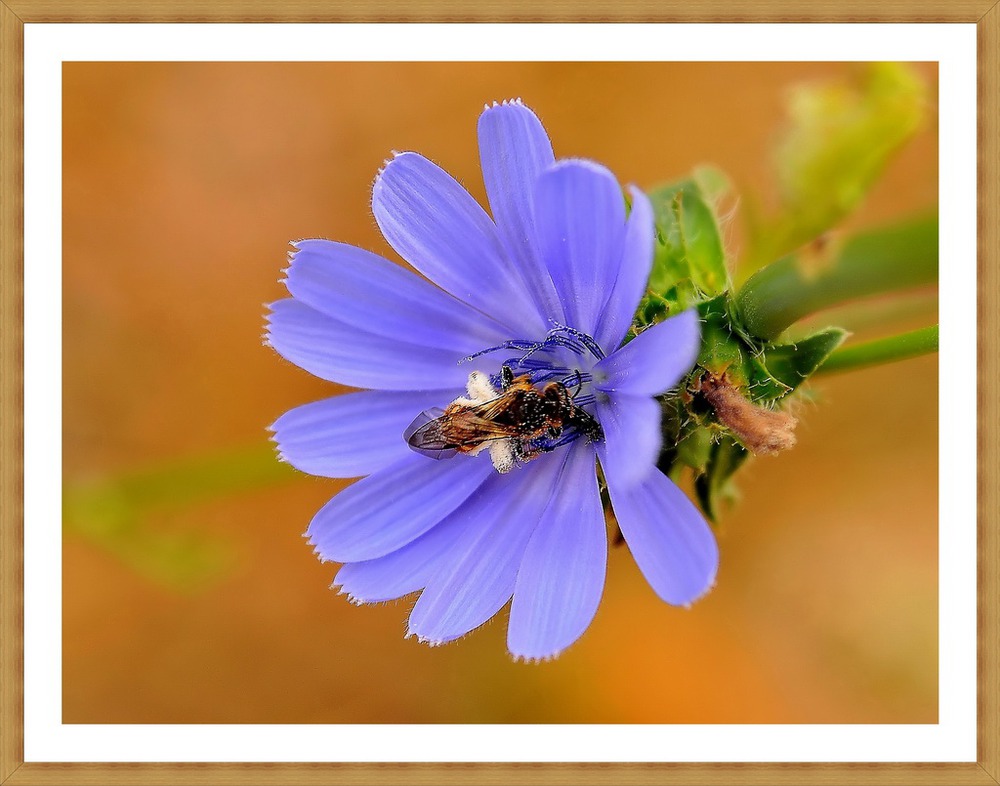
[{"x1": 62, "y1": 62, "x2": 938, "y2": 724}]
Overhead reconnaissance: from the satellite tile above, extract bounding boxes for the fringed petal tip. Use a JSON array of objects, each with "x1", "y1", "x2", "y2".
[
  {"x1": 374, "y1": 150, "x2": 416, "y2": 180},
  {"x1": 260, "y1": 308, "x2": 278, "y2": 349},
  {"x1": 285, "y1": 238, "x2": 326, "y2": 266},
  {"x1": 404, "y1": 630, "x2": 451, "y2": 648},
  {"x1": 263, "y1": 419, "x2": 290, "y2": 459},
  {"x1": 509, "y1": 651, "x2": 561, "y2": 665},
  {"x1": 371, "y1": 152, "x2": 411, "y2": 211},
  {"x1": 331, "y1": 584, "x2": 387, "y2": 607},
  {"x1": 678, "y1": 576, "x2": 719, "y2": 611},
  {"x1": 483, "y1": 97, "x2": 525, "y2": 110},
  {"x1": 277, "y1": 243, "x2": 298, "y2": 275},
  {"x1": 273, "y1": 451, "x2": 291, "y2": 466},
  {"x1": 285, "y1": 238, "x2": 340, "y2": 264},
  {"x1": 302, "y1": 533, "x2": 335, "y2": 564},
  {"x1": 262, "y1": 299, "x2": 284, "y2": 318}
]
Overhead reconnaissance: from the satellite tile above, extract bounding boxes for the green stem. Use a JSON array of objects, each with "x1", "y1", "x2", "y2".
[
  {"x1": 735, "y1": 215, "x2": 938, "y2": 341},
  {"x1": 788, "y1": 287, "x2": 937, "y2": 339},
  {"x1": 816, "y1": 325, "x2": 938, "y2": 375}
]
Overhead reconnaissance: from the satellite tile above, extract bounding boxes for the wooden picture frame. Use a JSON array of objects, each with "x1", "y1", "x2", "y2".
[{"x1": 1, "y1": 2, "x2": 996, "y2": 784}]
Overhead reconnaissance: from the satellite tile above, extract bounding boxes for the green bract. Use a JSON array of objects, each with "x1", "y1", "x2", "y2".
[{"x1": 640, "y1": 166, "x2": 731, "y2": 320}]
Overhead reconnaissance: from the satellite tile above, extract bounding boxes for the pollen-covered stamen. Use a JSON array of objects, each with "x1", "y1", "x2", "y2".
[
  {"x1": 475, "y1": 326, "x2": 604, "y2": 400},
  {"x1": 461, "y1": 339, "x2": 540, "y2": 364},
  {"x1": 545, "y1": 321, "x2": 606, "y2": 360}
]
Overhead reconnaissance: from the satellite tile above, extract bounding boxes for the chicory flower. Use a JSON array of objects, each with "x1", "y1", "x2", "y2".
[{"x1": 267, "y1": 99, "x2": 718, "y2": 660}]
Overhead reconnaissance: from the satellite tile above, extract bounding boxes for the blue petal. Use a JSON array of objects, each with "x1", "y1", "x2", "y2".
[
  {"x1": 332, "y1": 505, "x2": 468, "y2": 603},
  {"x1": 285, "y1": 239, "x2": 510, "y2": 353},
  {"x1": 407, "y1": 450, "x2": 567, "y2": 645},
  {"x1": 507, "y1": 445, "x2": 605, "y2": 660},
  {"x1": 595, "y1": 393, "x2": 662, "y2": 490},
  {"x1": 477, "y1": 100, "x2": 564, "y2": 323},
  {"x1": 305, "y1": 451, "x2": 495, "y2": 563},
  {"x1": 532, "y1": 160, "x2": 627, "y2": 337},
  {"x1": 603, "y1": 462, "x2": 719, "y2": 606},
  {"x1": 595, "y1": 186, "x2": 656, "y2": 353},
  {"x1": 266, "y1": 299, "x2": 476, "y2": 391},
  {"x1": 594, "y1": 309, "x2": 701, "y2": 396},
  {"x1": 271, "y1": 388, "x2": 459, "y2": 478},
  {"x1": 372, "y1": 152, "x2": 545, "y2": 335}
]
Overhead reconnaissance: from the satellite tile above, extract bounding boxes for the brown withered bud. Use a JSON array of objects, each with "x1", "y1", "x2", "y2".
[{"x1": 699, "y1": 372, "x2": 798, "y2": 455}]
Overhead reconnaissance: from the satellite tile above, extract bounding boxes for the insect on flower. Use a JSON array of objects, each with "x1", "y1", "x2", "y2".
[
  {"x1": 405, "y1": 364, "x2": 604, "y2": 474},
  {"x1": 266, "y1": 98, "x2": 719, "y2": 661}
]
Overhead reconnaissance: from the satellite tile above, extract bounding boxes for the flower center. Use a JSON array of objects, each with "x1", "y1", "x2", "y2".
[{"x1": 404, "y1": 325, "x2": 606, "y2": 474}]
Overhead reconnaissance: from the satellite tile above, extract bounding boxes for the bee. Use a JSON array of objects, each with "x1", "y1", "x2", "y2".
[{"x1": 404, "y1": 366, "x2": 603, "y2": 473}]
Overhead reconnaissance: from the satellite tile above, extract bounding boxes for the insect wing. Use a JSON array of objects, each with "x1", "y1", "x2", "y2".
[
  {"x1": 404, "y1": 383, "x2": 541, "y2": 462},
  {"x1": 450, "y1": 401, "x2": 522, "y2": 443},
  {"x1": 403, "y1": 407, "x2": 457, "y2": 460}
]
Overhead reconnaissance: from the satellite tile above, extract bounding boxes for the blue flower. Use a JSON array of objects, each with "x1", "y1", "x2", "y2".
[{"x1": 267, "y1": 100, "x2": 718, "y2": 660}]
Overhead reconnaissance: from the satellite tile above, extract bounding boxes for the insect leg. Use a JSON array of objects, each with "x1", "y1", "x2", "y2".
[{"x1": 562, "y1": 369, "x2": 584, "y2": 397}]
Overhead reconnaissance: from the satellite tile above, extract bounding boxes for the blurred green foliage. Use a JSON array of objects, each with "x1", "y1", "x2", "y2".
[
  {"x1": 744, "y1": 61, "x2": 928, "y2": 276},
  {"x1": 64, "y1": 446, "x2": 297, "y2": 590}
]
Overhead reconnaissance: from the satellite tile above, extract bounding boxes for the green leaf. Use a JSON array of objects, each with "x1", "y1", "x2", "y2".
[
  {"x1": 675, "y1": 424, "x2": 715, "y2": 475},
  {"x1": 694, "y1": 436, "x2": 749, "y2": 522},
  {"x1": 748, "y1": 327, "x2": 848, "y2": 402},
  {"x1": 694, "y1": 294, "x2": 750, "y2": 384}
]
